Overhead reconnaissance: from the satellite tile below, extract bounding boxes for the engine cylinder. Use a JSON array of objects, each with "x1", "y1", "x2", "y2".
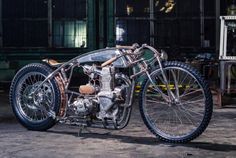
[{"x1": 100, "y1": 66, "x2": 114, "y2": 91}]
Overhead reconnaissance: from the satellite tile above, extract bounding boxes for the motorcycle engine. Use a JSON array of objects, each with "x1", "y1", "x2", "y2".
[
  {"x1": 71, "y1": 65, "x2": 127, "y2": 119},
  {"x1": 71, "y1": 98, "x2": 94, "y2": 115},
  {"x1": 96, "y1": 66, "x2": 128, "y2": 120}
]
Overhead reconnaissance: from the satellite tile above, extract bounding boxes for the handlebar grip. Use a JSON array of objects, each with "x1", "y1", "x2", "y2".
[{"x1": 101, "y1": 57, "x2": 117, "y2": 67}]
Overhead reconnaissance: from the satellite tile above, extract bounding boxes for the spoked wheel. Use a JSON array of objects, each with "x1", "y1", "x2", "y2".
[
  {"x1": 10, "y1": 63, "x2": 61, "y2": 131},
  {"x1": 139, "y1": 61, "x2": 213, "y2": 143}
]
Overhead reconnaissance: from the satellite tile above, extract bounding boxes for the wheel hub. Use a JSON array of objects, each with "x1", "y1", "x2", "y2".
[
  {"x1": 23, "y1": 82, "x2": 51, "y2": 110},
  {"x1": 33, "y1": 91, "x2": 45, "y2": 105}
]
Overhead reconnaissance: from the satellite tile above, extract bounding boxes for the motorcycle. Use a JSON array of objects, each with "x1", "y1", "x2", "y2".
[{"x1": 9, "y1": 44, "x2": 213, "y2": 143}]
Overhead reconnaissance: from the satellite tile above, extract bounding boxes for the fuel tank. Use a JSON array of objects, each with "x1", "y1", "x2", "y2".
[{"x1": 77, "y1": 48, "x2": 130, "y2": 68}]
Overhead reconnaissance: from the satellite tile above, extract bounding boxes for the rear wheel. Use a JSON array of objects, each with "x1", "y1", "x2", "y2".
[
  {"x1": 139, "y1": 61, "x2": 213, "y2": 143},
  {"x1": 9, "y1": 63, "x2": 61, "y2": 131}
]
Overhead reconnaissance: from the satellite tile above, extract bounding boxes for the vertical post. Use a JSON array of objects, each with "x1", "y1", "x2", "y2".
[
  {"x1": 216, "y1": 0, "x2": 221, "y2": 53},
  {"x1": 99, "y1": 0, "x2": 105, "y2": 48},
  {"x1": 223, "y1": 25, "x2": 228, "y2": 57},
  {"x1": 107, "y1": 0, "x2": 115, "y2": 47},
  {"x1": 0, "y1": 0, "x2": 3, "y2": 47},
  {"x1": 48, "y1": 0, "x2": 52, "y2": 47},
  {"x1": 220, "y1": 61, "x2": 226, "y2": 94},
  {"x1": 219, "y1": 17, "x2": 225, "y2": 58},
  {"x1": 87, "y1": 0, "x2": 96, "y2": 50},
  {"x1": 150, "y1": 0, "x2": 155, "y2": 46},
  {"x1": 200, "y1": 0, "x2": 205, "y2": 48}
]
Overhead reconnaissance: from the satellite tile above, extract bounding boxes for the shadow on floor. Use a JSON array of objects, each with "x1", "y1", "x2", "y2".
[
  {"x1": 171, "y1": 142, "x2": 236, "y2": 152},
  {"x1": 47, "y1": 129, "x2": 236, "y2": 152}
]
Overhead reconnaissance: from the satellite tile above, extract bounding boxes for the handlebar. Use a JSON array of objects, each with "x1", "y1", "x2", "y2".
[
  {"x1": 116, "y1": 43, "x2": 160, "y2": 56},
  {"x1": 117, "y1": 44, "x2": 163, "y2": 59},
  {"x1": 101, "y1": 44, "x2": 167, "y2": 67},
  {"x1": 116, "y1": 43, "x2": 140, "y2": 50}
]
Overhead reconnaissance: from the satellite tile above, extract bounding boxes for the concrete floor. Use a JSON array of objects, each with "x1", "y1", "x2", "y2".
[{"x1": 0, "y1": 92, "x2": 236, "y2": 158}]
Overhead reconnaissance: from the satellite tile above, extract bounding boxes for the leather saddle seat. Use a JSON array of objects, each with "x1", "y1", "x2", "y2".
[{"x1": 43, "y1": 59, "x2": 63, "y2": 67}]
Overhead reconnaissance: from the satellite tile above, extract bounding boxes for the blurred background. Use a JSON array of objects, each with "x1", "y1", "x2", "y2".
[{"x1": 0, "y1": 0, "x2": 234, "y2": 93}]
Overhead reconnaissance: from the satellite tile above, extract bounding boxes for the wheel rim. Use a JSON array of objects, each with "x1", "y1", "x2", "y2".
[
  {"x1": 15, "y1": 72, "x2": 55, "y2": 123},
  {"x1": 143, "y1": 67, "x2": 206, "y2": 139}
]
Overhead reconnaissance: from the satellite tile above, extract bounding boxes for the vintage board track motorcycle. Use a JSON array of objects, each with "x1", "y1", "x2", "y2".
[{"x1": 9, "y1": 44, "x2": 213, "y2": 143}]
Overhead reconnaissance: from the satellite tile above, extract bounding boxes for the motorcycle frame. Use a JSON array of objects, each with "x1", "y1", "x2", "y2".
[{"x1": 31, "y1": 44, "x2": 174, "y2": 128}]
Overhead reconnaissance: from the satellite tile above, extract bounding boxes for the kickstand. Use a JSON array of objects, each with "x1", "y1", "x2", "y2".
[{"x1": 77, "y1": 125, "x2": 92, "y2": 137}]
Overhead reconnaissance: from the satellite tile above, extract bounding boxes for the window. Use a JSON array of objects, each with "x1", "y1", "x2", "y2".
[
  {"x1": 115, "y1": 0, "x2": 150, "y2": 45},
  {"x1": 2, "y1": 0, "x2": 48, "y2": 47},
  {"x1": 1, "y1": 0, "x2": 87, "y2": 48},
  {"x1": 116, "y1": 20, "x2": 149, "y2": 45},
  {"x1": 53, "y1": 20, "x2": 87, "y2": 48},
  {"x1": 116, "y1": 0, "x2": 149, "y2": 17},
  {"x1": 116, "y1": 0, "x2": 217, "y2": 53},
  {"x1": 52, "y1": 0, "x2": 87, "y2": 48}
]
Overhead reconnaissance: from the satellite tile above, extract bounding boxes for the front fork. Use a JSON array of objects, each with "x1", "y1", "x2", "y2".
[{"x1": 146, "y1": 58, "x2": 179, "y2": 103}]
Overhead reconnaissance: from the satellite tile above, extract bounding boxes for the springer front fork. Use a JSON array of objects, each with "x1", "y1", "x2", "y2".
[{"x1": 145, "y1": 58, "x2": 179, "y2": 104}]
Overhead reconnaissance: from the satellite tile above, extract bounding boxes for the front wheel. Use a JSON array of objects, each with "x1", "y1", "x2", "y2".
[{"x1": 139, "y1": 61, "x2": 213, "y2": 143}]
